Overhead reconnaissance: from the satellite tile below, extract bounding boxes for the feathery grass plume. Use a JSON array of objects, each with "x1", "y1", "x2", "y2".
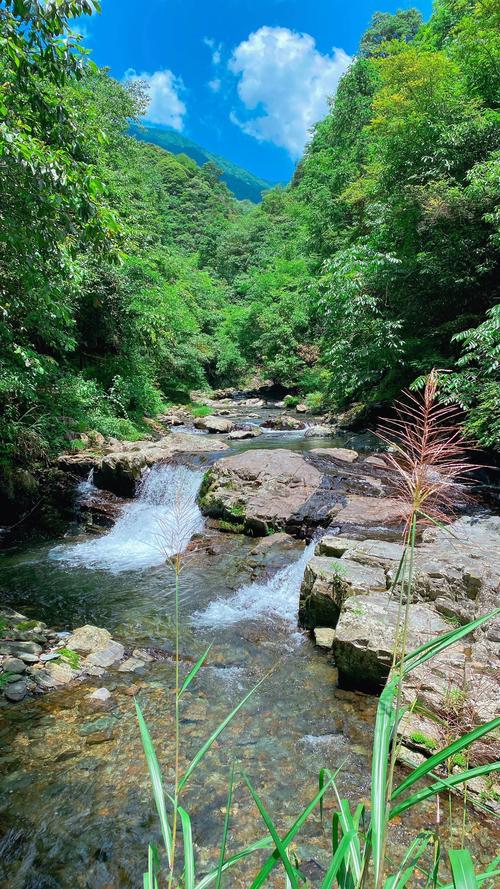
[{"x1": 376, "y1": 369, "x2": 480, "y2": 533}]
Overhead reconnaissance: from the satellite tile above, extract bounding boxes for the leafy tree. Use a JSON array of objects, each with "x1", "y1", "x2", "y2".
[{"x1": 359, "y1": 8, "x2": 422, "y2": 57}]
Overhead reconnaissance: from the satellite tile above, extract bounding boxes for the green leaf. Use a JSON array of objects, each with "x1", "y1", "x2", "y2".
[
  {"x1": 242, "y1": 772, "x2": 300, "y2": 888},
  {"x1": 320, "y1": 830, "x2": 357, "y2": 889},
  {"x1": 390, "y1": 763, "x2": 500, "y2": 819},
  {"x1": 403, "y1": 611, "x2": 499, "y2": 676},
  {"x1": 179, "y1": 805, "x2": 196, "y2": 889},
  {"x1": 392, "y1": 717, "x2": 500, "y2": 800},
  {"x1": 215, "y1": 764, "x2": 235, "y2": 889},
  {"x1": 194, "y1": 839, "x2": 274, "y2": 889},
  {"x1": 135, "y1": 699, "x2": 173, "y2": 866},
  {"x1": 249, "y1": 767, "x2": 341, "y2": 888},
  {"x1": 178, "y1": 670, "x2": 269, "y2": 791},
  {"x1": 383, "y1": 832, "x2": 435, "y2": 889},
  {"x1": 179, "y1": 644, "x2": 212, "y2": 698},
  {"x1": 449, "y1": 850, "x2": 478, "y2": 889},
  {"x1": 371, "y1": 677, "x2": 398, "y2": 886}
]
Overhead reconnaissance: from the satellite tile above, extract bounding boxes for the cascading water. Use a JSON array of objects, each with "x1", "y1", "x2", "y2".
[
  {"x1": 49, "y1": 463, "x2": 204, "y2": 573},
  {"x1": 193, "y1": 540, "x2": 315, "y2": 628}
]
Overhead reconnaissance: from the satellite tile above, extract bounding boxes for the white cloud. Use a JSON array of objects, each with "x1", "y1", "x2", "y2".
[
  {"x1": 208, "y1": 78, "x2": 222, "y2": 93},
  {"x1": 204, "y1": 36, "x2": 222, "y2": 66},
  {"x1": 123, "y1": 68, "x2": 186, "y2": 130},
  {"x1": 228, "y1": 26, "x2": 351, "y2": 157}
]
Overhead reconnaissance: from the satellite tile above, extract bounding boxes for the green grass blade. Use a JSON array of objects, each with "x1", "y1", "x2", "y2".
[
  {"x1": 178, "y1": 671, "x2": 269, "y2": 791},
  {"x1": 392, "y1": 717, "x2": 500, "y2": 800},
  {"x1": 390, "y1": 763, "x2": 500, "y2": 819},
  {"x1": 449, "y1": 850, "x2": 478, "y2": 889},
  {"x1": 179, "y1": 805, "x2": 196, "y2": 889},
  {"x1": 135, "y1": 699, "x2": 173, "y2": 866},
  {"x1": 194, "y1": 839, "x2": 274, "y2": 889},
  {"x1": 249, "y1": 766, "x2": 342, "y2": 888},
  {"x1": 215, "y1": 763, "x2": 235, "y2": 889},
  {"x1": 320, "y1": 830, "x2": 357, "y2": 889},
  {"x1": 383, "y1": 832, "x2": 435, "y2": 889},
  {"x1": 179, "y1": 644, "x2": 213, "y2": 698},
  {"x1": 147, "y1": 844, "x2": 160, "y2": 889},
  {"x1": 440, "y1": 872, "x2": 499, "y2": 889},
  {"x1": 402, "y1": 612, "x2": 499, "y2": 676},
  {"x1": 242, "y1": 772, "x2": 299, "y2": 888},
  {"x1": 372, "y1": 678, "x2": 398, "y2": 887}
]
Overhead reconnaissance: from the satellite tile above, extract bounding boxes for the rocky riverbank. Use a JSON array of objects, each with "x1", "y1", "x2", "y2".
[{"x1": 0, "y1": 607, "x2": 156, "y2": 703}]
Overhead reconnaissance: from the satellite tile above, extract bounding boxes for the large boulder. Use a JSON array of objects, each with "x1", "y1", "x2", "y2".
[
  {"x1": 198, "y1": 449, "x2": 330, "y2": 536},
  {"x1": 228, "y1": 427, "x2": 263, "y2": 440},
  {"x1": 261, "y1": 415, "x2": 305, "y2": 431},
  {"x1": 194, "y1": 416, "x2": 234, "y2": 434},
  {"x1": 299, "y1": 555, "x2": 387, "y2": 628},
  {"x1": 331, "y1": 494, "x2": 405, "y2": 539},
  {"x1": 65, "y1": 625, "x2": 124, "y2": 668},
  {"x1": 332, "y1": 593, "x2": 449, "y2": 692},
  {"x1": 310, "y1": 447, "x2": 359, "y2": 464}
]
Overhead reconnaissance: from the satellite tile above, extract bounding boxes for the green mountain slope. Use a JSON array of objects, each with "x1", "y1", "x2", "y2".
[{"x1": 129, "y1": 122, "x2": 274, "y2": 203}]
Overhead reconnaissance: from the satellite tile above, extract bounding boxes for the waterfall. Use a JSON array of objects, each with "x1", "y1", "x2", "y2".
[
  {"x1": 49, "y1": 463, "x2": 204, "y2": 573},
  {"x1": 193, "y1": 541, "x2": 315, "y2": 628}
]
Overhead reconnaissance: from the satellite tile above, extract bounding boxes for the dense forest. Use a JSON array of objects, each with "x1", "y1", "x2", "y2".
[{"x1": 1, "y1": 0, "x2": 499, "y2": 513}]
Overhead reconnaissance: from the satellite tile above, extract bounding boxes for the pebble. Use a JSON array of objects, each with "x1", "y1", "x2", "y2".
[
  {"x1": 118, "y1": 657, "x2": 145, "y2": 673},
  {"x1": 87, "y1": 687, "x2": 111, "y2": 703}
]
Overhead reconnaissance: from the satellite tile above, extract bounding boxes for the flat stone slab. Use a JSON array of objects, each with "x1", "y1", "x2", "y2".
[
  {"x1": 332, "y1": 495, "x2": 405, "y2": 538},
  {"x1": 299, "y1": 555, "x2": 387, "y2": 629},
  {"x1": 333, "y1": 593, "x2": 449, "y2": 692}
]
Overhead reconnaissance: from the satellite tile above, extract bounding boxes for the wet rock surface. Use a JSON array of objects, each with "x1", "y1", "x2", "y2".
[{"x1": 0, "y1": 609, "x2": 128, "y2": 703}]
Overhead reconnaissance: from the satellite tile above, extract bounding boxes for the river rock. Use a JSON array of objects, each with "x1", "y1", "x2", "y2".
[
  {"x1": 198, "y1": 449, "x2": 327, "y2": 535},
  {"x1": 0, "y1": 640, "x2": 43, "y2": 659},
  {"x1": 304, "y1": 425, "x2": 335, "y2": 438},
  {"x1": 87, "y1": 687, "x2": 111, "y2": 703},
  {"x1": 118, "y1": 657, "x2": 145, "y2": 672},
  {"x1": 299, "y1": 556, "x2": 387, "y2": 628},
  {"x1": 194, "y1": 416, "x2": 234, "y2": 434},
  {"x1": 331, "y1": 495, "x2": 405, "y2": 538},
  {"x1": 311, "y1": 447, "x2": 359, "y2": 463},
  {"x1": 314, "y1": 628, "x2": 336, "y2": 649},
  {"x1": 316, "y1": 537, "x2": 405, "y2": 571},
  {"x1": 4, "y1": 679, "x2": 28, "y2": 702},
  {"x1": 332, "y1": 593, "x2": 449, "y2": 691},
  {"x1": 65, "y1": 625, "x2": 124, "y2": 668},
  {"x1": 32, "y1": 660, "x2": 80, "y2": 689},
  {"x1": 62, "y1": 434, "x2": 229, "y2": 496},
  {"x1": 296, "y1": 403, "x2": 309, "y2": 413},
  {"x1": 2, "y1": 657, "x2": 26, "y2": 674},
  {"x1": 228, "y1": 427, "x2": 262, "y2": 440},
  {"x1": 263, "y1": 415, "x2": 305, "y2": 431}
]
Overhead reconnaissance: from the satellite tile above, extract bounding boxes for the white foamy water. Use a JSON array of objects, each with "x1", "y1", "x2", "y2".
[
  {"x1": 49, "y1": 464, "x2": 204, "y2": 573},
  {"x1": 193, "y1": 541, "x2": 315, "y2": 628}
]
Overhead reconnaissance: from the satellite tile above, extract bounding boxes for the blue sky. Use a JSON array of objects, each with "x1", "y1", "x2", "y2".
[{"x1": 77, "y1": 0, "x2": 433, "y2": 184}]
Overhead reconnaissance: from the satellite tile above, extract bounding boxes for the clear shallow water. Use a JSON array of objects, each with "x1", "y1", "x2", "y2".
[{"x1": 0, "y1": 431, "x2": 496, "y2": 888}]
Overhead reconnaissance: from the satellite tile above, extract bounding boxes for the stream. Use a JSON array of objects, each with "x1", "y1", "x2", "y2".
[{"x1": 0, "y1": 413, "x2": 496, "y2": 888}]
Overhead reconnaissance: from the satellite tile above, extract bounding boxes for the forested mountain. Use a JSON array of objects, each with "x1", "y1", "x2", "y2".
[
  {"x1": 0, "y1": 0, "x2": 499, "y2": 513},
  {"x1": 129, "y1": 122, "x2": 274, "y2": 203}
]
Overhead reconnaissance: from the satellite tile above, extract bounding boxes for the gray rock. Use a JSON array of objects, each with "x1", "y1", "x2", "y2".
[
  {"x1": 0, "y1": 640, "x2": 42, "y2": 659},
  {"x1": 316, "y1": 537, "x2": 405, "y2": 572},
  {"x1": 66, "y1": 625, "x2": 112, "y2": 655},
  {"x1": 118, "y1": 657, "x2": 145, "y2": 672},
  {"x1": 332, "y1": 593, "x2": 449, "y2": 691},
  {"x1": 311, "y1": 447, "x2": 358, "y2": 463},
  {"x1": 228, "y1": 427, "x2": 262, "y2": 440},
  {"x1": 2, "y1": 657, "x2": 26, "y2": 674},
  {"x1": 32, "y1": 660, "x2": 79, "y2": 689},
  {"x1": 304, "y1": 425, "x2": 335, "y2": 438},
  {"x1": 199, "y1": 449, "x2": 327, "y2": 535},
  {"x1": 87, "y1": 687, "x2": 111, "y2": 703},
  {"x1": 86, "y1": 641, "x2": 125, "y2": 668},
  {"x1": 4, "y1": 679, "x2": 27, "y2": 701},
  {"x1": 132, "y1": 649, "x2": 154, "y2": 662},
  {"x1": 299, "y1": 555, "x2": 387, "y2": 629},
  {"x1": 194, "y1": 416, "x2": 234, "y2": 434},
  {"x1": 314, "y1": 628, "x2": 336, "y2": 649},
  {"x1": 296, "y1": 403, "x2": 309, "y2": 414},
  {"x1": 332, "y1": 495, "x2": 405, "y2": 538},
  {"x1": 261, "y1": 415, "x2": 305, "y2": 430}
]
